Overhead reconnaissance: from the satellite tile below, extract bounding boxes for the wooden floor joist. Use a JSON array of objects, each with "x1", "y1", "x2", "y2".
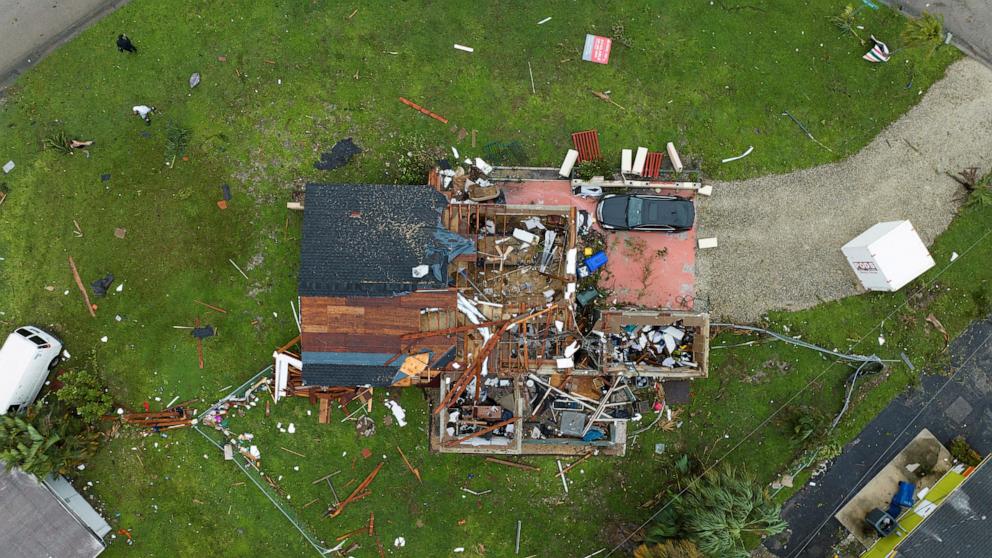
[{"x1": 318, "y1": 398, "x2": 330, "y2": 423}]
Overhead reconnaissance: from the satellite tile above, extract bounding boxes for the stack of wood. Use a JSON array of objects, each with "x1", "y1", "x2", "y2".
[{"x1": 116, "y1": 402, "x2": 195, "y2": 430}]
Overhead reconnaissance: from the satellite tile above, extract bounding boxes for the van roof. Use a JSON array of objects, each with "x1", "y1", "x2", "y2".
[
  {"x1": 0, "y1": 333, "x2": 36, "y2": 373},
  {"x1": 0, "y1": 333, "x2": 41, "y2": 412}
]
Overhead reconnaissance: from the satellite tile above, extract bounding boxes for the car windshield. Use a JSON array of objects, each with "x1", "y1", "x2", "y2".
[{"x1": 627, "y1": 197, "x2": 643, "y2": 227}]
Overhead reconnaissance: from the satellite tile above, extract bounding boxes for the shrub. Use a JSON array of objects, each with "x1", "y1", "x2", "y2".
[
  {"x1": 949, "y1": 435, "x2": 982, "y2": 466},
  {"x1": 0, "y1": 403, "x2": 101, "y2": 477},
  {"x1": 55, "y1": 369, "x2": 113, "y2": 424},
  {"x1": 964, "y1": 174, "x2": 992, "y2": 208},
  {"x1": 389, "y1": 135, "x2": 444, "y2": 184},
  {"x1": 575, "y1": 158, "x2": 614, "y2": 180}
]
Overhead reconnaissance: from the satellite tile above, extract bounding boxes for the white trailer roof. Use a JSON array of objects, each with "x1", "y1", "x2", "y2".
[{"x1": 842, "y1": 220, "x2": 935, "y2": 292}]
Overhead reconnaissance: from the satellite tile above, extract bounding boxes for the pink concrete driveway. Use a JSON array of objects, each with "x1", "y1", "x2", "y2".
[{"x1": 501, "y1": 180, "x2": 696, "y2": 309}]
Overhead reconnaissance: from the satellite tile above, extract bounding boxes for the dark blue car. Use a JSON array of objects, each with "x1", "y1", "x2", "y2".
[{"x1": 595, "y1": 194, "x2": 695, "y2": 232}]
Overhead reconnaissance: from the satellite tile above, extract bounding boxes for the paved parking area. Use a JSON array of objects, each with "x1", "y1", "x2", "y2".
[
  {"x1": 501, "y1": 180, "x2": 697, "y2": 309},
  {"x1": 0, "y1": 0, "x2": 129, "y2": 88}
]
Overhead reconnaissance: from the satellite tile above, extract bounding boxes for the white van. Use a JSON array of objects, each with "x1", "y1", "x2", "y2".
[{"x1": 0, "y1": 326, "x2": 63, "y2": 415}]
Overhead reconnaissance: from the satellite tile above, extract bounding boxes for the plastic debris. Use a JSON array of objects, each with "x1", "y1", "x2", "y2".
[{"x1": 385, "y1": 400, "x2": 407, "y2": 427}]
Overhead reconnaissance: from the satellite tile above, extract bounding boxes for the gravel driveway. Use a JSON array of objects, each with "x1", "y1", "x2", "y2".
[{"x1": 696, "y1": 58, "x2": 992, "y2": 322}]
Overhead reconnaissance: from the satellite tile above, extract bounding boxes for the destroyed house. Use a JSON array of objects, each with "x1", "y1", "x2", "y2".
[
  {"x1": 298, "y1": 184, "x2": 473, "y2": 387},
  {"x1": 293, "y1": 183, "x2": 687, "y2": 456}
]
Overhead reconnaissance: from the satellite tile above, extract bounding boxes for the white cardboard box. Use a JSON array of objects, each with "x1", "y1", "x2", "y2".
[{"x1": 841, "y1": 220, "x2": 934, "y2": 292}]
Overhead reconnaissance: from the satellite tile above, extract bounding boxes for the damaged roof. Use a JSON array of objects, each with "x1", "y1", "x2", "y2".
[
  {"x1": 300, "y1": 292, "x2": 459, "y2": 387},
  {"x1": 299, "y1": 183, "x2": 451, "y2": 297}
]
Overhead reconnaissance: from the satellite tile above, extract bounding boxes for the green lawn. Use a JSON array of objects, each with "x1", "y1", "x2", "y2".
[{"x1": 0, "y1": 1, "x2": 972, "y2": 556}]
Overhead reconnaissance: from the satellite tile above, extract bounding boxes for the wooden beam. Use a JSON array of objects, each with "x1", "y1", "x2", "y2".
[
  {"x1": 68, "y1": 256, "x2": 96, "y2": 317},
  {"x1": 484, "y1": 457, "x2": 540, "y2": 472},
  {"x1": 556, "y1": 452, "x2": 593, "y2": 478},
  {"x1": 397, "y1": 446, "x2": 422, "y2": 483},
  {"x1": 400, "y1": 320, "x2": 506, "y2": 341},
  {"x1": 434, "y1": 306, "x2": 558, "y2": 414},
  {"x1": 193, "y1": 300, "x2": 227, "y2": 313},
  {"x1": 277, "y1": 335, "x2": 301, "y2": 353},
  {"x1": 329, "y1": 462, "x2": 383, "y2": 518}
]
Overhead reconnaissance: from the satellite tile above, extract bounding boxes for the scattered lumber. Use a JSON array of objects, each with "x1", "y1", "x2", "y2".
[
  {"x1": 319, "y1": 398, "x2": 331, "y2": 423},
  {"x1": 335, "y1": 526, "x2": 365, "y2": 542},
  {"x1": 328, "y1": 462, "x2": 383, "y2": 518},
  {"x1": 112, "y1": 400, "x2": 197, "y2": 429}
]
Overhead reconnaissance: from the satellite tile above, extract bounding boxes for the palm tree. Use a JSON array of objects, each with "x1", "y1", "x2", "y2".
[
  {"x1": 647, "y1": 465, "x2": 787, "y2": 558},
  {"x1": 829, "y1": 5, "x2": 864, "y2": 44},
  {"x1": 901, "y1": 12, "x2": 945, "y2": 57}
]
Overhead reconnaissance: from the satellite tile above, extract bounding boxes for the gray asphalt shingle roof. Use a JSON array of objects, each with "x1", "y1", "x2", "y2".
[
  {"x1": 302, "y1": 364, "x2": 398, "y2": 387},
  {"x1": 897, "y1": 461, "x2": 992, "y2": 557},
  {"x1": 299, "y1": 184, "x2": 450, "y2": 297},
  {"x1": 0, "y1": 464, "x2": 105, "y2": 558}
]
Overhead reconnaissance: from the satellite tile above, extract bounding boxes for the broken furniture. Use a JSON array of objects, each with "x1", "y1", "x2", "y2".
[{"x1": 581, "y1": 310, "x2": 710, "y2": 378}]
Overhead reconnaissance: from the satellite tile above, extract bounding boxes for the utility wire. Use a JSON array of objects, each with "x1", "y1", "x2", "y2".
[{"x1": 602, "y1": 222, "x2": 992, "y2": 557}]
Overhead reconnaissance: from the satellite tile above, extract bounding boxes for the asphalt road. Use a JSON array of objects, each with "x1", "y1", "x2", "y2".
[
  {"x1": 0, "y1": 0, "x2": 129, "y2": 89},
  {"x1": 766, "y1": 316, "x2": 992, "y2": 557},
  {"x1": 883, "y1": 0, "x2": 992, "y2": 66}
]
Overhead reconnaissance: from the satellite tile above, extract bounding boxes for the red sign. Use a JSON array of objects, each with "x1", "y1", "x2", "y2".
[{"x1": 582, "y1": 34, "x2": 612, "y2": 64}]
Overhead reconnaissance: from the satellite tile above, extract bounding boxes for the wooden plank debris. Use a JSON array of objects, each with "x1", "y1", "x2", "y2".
[
  {"x1": 328, "y1": 462, "x2": 383, "y2": 518},
  {"x1": 556, "y1": 460, "x2": 569, "y2": 493},
  {"x1": 193, "y1": 300, "x2": 227, "y2": 313},
  {"x1": 280, "y1": 446, "x2": 306, "y2": 458},
  {"x1": 399, "y1": 97, "x2": 448, "y2": 124},
  {"x1": 397, "y1": 446, "x2": 422, "y2": 482},
  {"x1": 228, "y1": 258, "x2": 250, "y2": 280},
  {"x1": 484, "y1": 457, "x2": 540, "y2": 472},
  {"x1": 556, "y1": 451, "x2": 593, "y2": 478},
  {"x1": 68, "y1": 256, "x2": 96, "y2": 317},
  {"x1": 311, "y1": 470, "x2": 341, "y2": 485},
  {"x1": 318, "y1": 398, "x2": 331, "y2": 423}
]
